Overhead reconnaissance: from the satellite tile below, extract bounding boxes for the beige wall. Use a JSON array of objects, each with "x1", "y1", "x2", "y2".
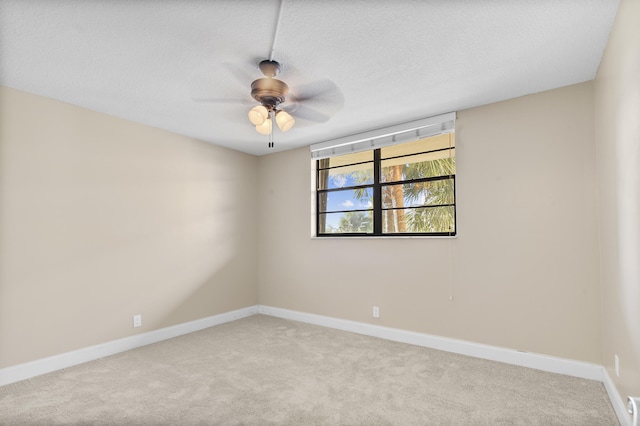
[
  {"x1": 4, "y1": 16, "x2": 631, "y2": 386},
  {"x1": 259, "y1": 82, "x2": 602, "y2": 364},
  {"x1": 595, "y1": 0, "x2": 640, "y2": 402},
  {"x1": 0, "y1": 86, "x2": 259, "y2": 368}
]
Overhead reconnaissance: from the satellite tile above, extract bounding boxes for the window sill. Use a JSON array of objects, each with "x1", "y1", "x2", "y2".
[{"x1": 311, "y1": 235, "x2": 457, "y2": 240}]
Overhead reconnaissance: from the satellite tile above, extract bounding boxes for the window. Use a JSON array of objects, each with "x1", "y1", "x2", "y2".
[{"x1": 316, "y1": 132, "x2": 456, "y2": 236}]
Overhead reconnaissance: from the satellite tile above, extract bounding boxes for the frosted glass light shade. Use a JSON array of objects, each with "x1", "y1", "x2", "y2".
[
  {"x1": 276, "y1": 110, "x2": 295, "y2": 132},
  {"x1": 248, "y1": 105, "x2": 268, "y2": 126},
  {"x1": 255, "y1": 117, "x2": 272, "y2": 135}
]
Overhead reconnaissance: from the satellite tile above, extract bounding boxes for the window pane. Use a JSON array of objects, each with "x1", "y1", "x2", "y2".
[
  {"x1": 318, "y1": 162, "x2": 374, "y2": 190},
  {"x1": 320, "y1": 151, "x2": 373, "y2": 169},
  {"x1": 321, "y1": 188, "x2": 373, "y2": 213},
  {"x1": 381, "y1": 155, "x2": 455, "y2": 183},
  {"x1": 381, "y1": 179, "x2": 455, "y2": 208},
  {"x1": 315, "y1": 130, "x2": 456, "y2": 237},
  {"x1": 381, "y1": 133, "x2": 454, "y2": 159},
  {"x1": 319, "y1": 211, "x2": 374, "y2": 234},
  {"x1": 382, "y1": 206, "x2": 455, "y2": 234}
]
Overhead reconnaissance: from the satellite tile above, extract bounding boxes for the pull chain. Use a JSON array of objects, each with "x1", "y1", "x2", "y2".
[{"x1": 268, "y1": 110, "x2": 275, "y2": 148}]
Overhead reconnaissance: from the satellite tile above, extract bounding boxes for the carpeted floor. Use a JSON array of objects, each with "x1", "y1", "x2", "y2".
[{"x1": 0, "y1": 315, "x2": 619, "y2": 425}]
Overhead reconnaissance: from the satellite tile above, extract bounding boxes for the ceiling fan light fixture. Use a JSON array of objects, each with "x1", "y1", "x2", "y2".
[
  {"x1": 248, "y1": 105, "x2": 268, "y2": 126},
  {"x1": 255, "y1": 117, "x2": 272, "y2": 135},
  {"x1": 276, "y1": 110, "x2": 295, "y2": 132}
]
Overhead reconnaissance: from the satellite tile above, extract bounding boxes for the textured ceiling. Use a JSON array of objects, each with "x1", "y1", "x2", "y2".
[{"x1": 0, "y1": 0, "x2": 619, "y2": 156}]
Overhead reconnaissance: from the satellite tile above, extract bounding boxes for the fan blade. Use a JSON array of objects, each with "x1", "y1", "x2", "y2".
[
  {"x1": 220, "y1": 61, "x2": 256, "y2": 88},
  {"x1": 289, "y1": 79, "x2": 344, "y2": 106},
  {"x1": 282, "y1": 103, "x2": 330, "y2": 123},
  {"x1": 285, "y1": 79, "x2": 343, "y2": 124},
  {"x1": 189, "y1": 59, "x2": 260, "y2": 104},
  {"x1": 220, "y1": 56, "x2": 277, "y2": 86},
  {"x1": 192, "y1": 97, "x2": 254, "y2": 105}
]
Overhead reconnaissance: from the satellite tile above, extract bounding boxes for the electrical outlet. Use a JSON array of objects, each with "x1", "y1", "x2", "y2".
[
  {"x1": 133, "y1": 314, "x2": 142, "y2": 328},
  {"x1": 615, "y1": 354, "x2": 619, "y2": 377},
  {"x1": 372, "y1": 306, "x2": 380, "y2": 318}
]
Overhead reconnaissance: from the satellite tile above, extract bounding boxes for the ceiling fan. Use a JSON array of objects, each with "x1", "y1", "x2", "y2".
[
  {"x1": 247, "y1": 59, "x2": 296, "y2": 146},
  {"x1": 198, "y1": 58, "x2": 344, "y2": 148},
  {"x1": 194, "y1": 0, "x2": 343, "y2": 148}
]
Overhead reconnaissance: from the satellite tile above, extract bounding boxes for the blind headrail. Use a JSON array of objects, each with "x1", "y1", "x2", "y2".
[{"x1": 310, "y1": 112, "x2": 456, "y2": 160}]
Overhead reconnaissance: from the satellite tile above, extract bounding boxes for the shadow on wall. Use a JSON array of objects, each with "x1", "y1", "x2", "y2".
[
  {"x1": 0, "y1": 86, "x2": 259, "y2": 368},
  {"x1": 159, "y1": 254, "x2": 256, "y2": 330},
  {"x1": 141, "y1": 199, "x2": 256, "y2": 329}
]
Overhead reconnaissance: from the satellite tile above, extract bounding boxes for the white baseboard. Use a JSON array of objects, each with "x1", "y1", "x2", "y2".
[
  {"x1": 603, "y1": 369, "x2": 633, "y2": 426},
  {"x1": 258, "y1": 305, "x2": 604, "y2": 382},
  {"x1": 2, "y1": 302, "x2": 629, "y2": 426},
  {"x1": 0, "y1": 305, "x2": 259, "y2": 387}
]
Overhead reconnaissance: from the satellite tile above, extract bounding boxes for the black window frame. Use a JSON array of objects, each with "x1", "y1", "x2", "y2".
[{"x1": 316, "y1": 137, "x2": 456, "y2": 237}]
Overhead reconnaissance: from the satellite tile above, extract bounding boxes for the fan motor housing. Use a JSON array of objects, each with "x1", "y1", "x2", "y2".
[{"x1": 251, "y1": 78, "x2": 289, "y2": 107}]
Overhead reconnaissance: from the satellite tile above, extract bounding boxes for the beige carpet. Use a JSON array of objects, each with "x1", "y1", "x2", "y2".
[{"x1": 0, "y1": 315, "x2": 618, "y2": 425}]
